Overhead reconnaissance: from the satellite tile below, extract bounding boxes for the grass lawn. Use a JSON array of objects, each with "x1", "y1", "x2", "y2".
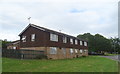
[{"x1": 2, "y1": 56, "x2": 118, "y2": 72}]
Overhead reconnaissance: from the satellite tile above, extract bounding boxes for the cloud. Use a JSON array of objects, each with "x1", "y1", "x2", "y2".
[{"x1": 0, "y1": 0, "x2": 118, "y2": 41}]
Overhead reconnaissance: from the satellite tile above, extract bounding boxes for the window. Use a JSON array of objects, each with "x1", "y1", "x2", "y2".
[
  {"x1": 80, "y1": 49, "x2": 83, "y2": 53},
  {"x1": 62, "y1": 48, "x2": 66, "y2": 54},
  {"x1": 84, "y1": 49, "x2": 87, "y2": 52},
  {"x1": 84, "y1": 42, "x2": 87, "y2": 46},
  {"x1": 13, "y1": 47, "x2": 16, "y2": 49},
  {"x1": 80, "y1": 41, "x2": 83, "y2": 45},
  {"x1": 70, "y1": 48, "x2": 74, "y2": 54},
  {"x1": 75, "y1": 39, "x2": 78, "y2": 45},
  {"x1": 50, "y1": 47, "x2": 57, "y2": 54},
  {"x1": 84, "y1": 49, "x2": 87, "y2": 54},
  {"x1": 50, "y1": 33, "x2": 58, "y2": 42},
  {"x1": 70, "y1": 38, "x2": 73, "y2": 44},
  {"x1": 63, "y1": 36, "x2": 67, "y2": 43},
  {"x1": 31, "y1": 34, "x2": 35, "y2": 41},
  {"x1": 75, "y1": 49, "x2": 78, "y2": 53},
  {"x1": 22, "y1": 36, "x2": 26, "y2": 42}
]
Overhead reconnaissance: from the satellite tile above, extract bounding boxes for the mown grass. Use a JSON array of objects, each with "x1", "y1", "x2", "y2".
[{"x1": 2, "y1": 56, "x2": 118, "y2": 72}]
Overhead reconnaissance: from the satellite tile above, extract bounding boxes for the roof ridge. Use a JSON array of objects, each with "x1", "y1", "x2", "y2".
[{"x1": 19, "y1": 23, "x2": 87, "y2": 41}]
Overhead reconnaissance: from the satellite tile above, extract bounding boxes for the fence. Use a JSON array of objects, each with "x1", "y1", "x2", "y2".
[{"x1": 2, "y1": 49, "x2": 47, "y2": 59}]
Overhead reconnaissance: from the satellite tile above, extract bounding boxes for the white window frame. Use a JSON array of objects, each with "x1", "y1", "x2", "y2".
[
  {"x1": 22, "y1": 36, "x2": 26, "y2": 42},
  {"x1": 80, "y1": 49, "x2": 83, "y2": 53},
  {"x1": 50, "y1": 33, "x2": 58, "y2": 42},
  {"x1": 70, "y1": 48, "x2": 74, "y2": 54},
  {"x1": 70, "y1": 38, "x2": 73, "y2": 44},
  {"x1": 31, "y1": 34, "x2": 35, "y2": 41},
  {"x1": 75, "y1": 49, "x2": 78, "y2": 53},
  {"x1": 84, "y1": 49, "x2": 87, "y2": 52},
  {"x1": 50, "y1": 47, "x2": 57, "y2": 54},
  {"x1": 75, "y1": 39, "x2": 78, "y2": 45},
  {"x1": 63, "y1": 36, "x2": 67, "y2": 43},
  {"x1": 84, "y1": 42, "x2": 87, "y2": 46},
  {"x1": 62, "y1": 48, "x2": 66, "y2": 54},
  {"x1": 13, "y1": 47, "x2": 16, "y2": 49},
  {"x1": 80, "y1": 41, "x2": 83, "y2": 45}
]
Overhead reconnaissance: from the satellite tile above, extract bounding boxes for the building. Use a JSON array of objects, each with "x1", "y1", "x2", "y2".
[
  {"x1": 19, "y1": 24, "x2": 88, "y2": 59},
  {"x1": 7, "y1": 40, "x2": 20, "y2": 49}
]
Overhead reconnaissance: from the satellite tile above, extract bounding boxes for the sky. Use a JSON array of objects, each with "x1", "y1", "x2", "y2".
[{"x1": 0, "y1": 0, "x2": 119, "y2": 41}]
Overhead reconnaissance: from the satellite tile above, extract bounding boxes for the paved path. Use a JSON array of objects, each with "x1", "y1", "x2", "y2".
[{"x1": 100, "y1": 55, "x2": 120, "y2": 62}]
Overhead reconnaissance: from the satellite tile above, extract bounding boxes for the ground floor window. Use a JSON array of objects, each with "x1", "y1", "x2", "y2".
[
  {"x1": 50, "y1": 47, "x2": 57, "y2": 54},
  {"x1": 80, "y1": 49, "x2": 83, "y2": 53},
  {"x1": 75, "y1": 49, "x2": 78, "y2": 53},
  {"x1": 13, "y1": 47, "x2": 16, "y2": 49},
  {"x1": 62, "y1": 48, "x2": 66, "y2": 54},
  {"x1": 70, "y1": 48, "x2": 74, "y2": 54},
  {"x1": 84, "y1": 49, "x2": 88, "y2": 53}
]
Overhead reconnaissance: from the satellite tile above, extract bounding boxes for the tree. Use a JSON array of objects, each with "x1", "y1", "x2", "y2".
[
  {"x1": 110, "y1": 37, "x2": 120, "y2": 53},
  {"x1": 94, "y1": 34, "x2": 111, "y2": 52},
  {"x1": 2, "y1": 39, "x2": 11, "y2": 49},
  {"x1": 77, "y1": 33, "x2": 112, "y2": 53},
  {"x1": 77, "y1": 33, "x2": 96, "y2": 52}
]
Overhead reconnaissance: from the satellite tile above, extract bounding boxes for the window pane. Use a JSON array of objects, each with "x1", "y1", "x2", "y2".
[
  {"x1": 62, "y1": 48, "x2": 66, "y2": 54},
  {"x1": 22, "y1": 36, "x2": 26, "y2": 42},
  {"x1": 75, "y1": 49, "x2": 78, "y2": 53},
  {"x1": 50, "y1": 33, "x2": 58, "y2": 42},
  {"x1": 50, "y1": 47, "x2": 57, "y2": 54},
  {"x1": 63, "y1": 36, "x2": 67, "y2": 43},
  {"x1": 80, "y1": 41, "x2": 82, "y2": 45},
  {"x1": 84, "y1": 42, "x2": 87, "y2": 46},
  {"x1": 75, "y1": 39, "x2": 78, "y2": 45},
  {"x1": 70, "y1": 48, "x2": 73, "y2": 54},
  {"x1": 70, "y1": 38, "x2": 73, "y2": 44},
  {"x1": 31, "y1": 34, "x2": 35, "y2": 41},
  {"x1": 80, "y1": 49, "x2": 83, "y2": 53}
]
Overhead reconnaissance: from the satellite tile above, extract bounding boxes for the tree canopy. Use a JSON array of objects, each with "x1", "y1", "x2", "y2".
[
  {"x1": 77, "y1": 33, "x2": 120, "y2": 53},
  {"x1": 1, "y1": 39, "x2": 11, "y2": 49}
]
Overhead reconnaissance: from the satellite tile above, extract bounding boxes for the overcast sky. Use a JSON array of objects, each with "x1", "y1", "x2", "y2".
[{"x1": 0, "y1": 0, "x2": 119, "y2": 41}]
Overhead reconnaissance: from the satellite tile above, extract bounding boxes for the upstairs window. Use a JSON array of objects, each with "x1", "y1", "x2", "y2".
[
  {"x1": 50, "y1": 33, "x2": 58, "y2": 42},
  {"x1": 31, "y1": 34, "x2": 35, "y2": 41},
  {"x1": 75, "y1": 49, "x2": 78, "y2": 53},
  {"x1": 75, "y1": 39, "x2": 78, "y2": 45},
  {"x1": 22, "y1": 36, "x2": 26, "y2": 42},
  {"x1": 84, "y1": 42, "x2": 87, "y2": 46},
  {"x1": 50, "y1": 47, "x2": 57, "y2": 54},
  {"x1": 63, "y1": 36, "x2": 67, "y2": 43},
  {"x1": 80, "y1": 41, "x2": 83, "y2": 45},
  {"x1": 70, "y1": 38, "x2": 73, "y2": 44}
]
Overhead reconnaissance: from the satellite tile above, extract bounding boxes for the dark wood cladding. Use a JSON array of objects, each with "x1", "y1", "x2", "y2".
[
  {"x1": 20, "y1": 26, "x2": 46, "y2": 47},
  {"x1": 20, "y1": 24, "x2": 88, "y2": 49}
]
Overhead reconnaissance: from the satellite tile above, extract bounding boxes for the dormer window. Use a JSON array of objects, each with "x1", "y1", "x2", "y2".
[
  {"x1": 63, "y1": 36, "x2": 67, "y2": 43},
  {"x1": 50, "y1": 33, "x2": 58, "y2": 42},
  {"x1": 31, "y1": 34, "x2": 35, "y2": 41},
  {"x1": 75, "y1": 39, "x2": 78, "y2": 45},
  {"x1": 22, "y1": 36, "x2": 26, "y2": 42},
  {"x1": 70, "y1": 38, "x2": 73, "y2": 44}
]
